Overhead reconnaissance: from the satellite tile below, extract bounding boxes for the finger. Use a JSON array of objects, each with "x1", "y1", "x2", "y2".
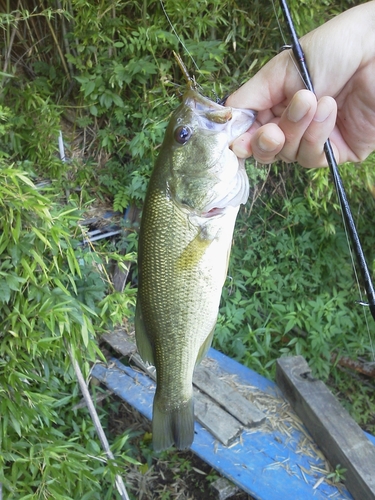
[
  {"x1": 250, "y1": 124, "x2": 285, "y2": 163},
  {"x1": 226, "y1": 50, "x2": 303, "y2": 112},
  {"x1": 297, "y1": 96, "x2": 337, "y2": 168},
  {"x1": 231, "y1": 122, "x2": 285, "y2": 163},
  {"x1": 229, "y1": 106, "x2": 282, "y2": 158},
  {"x1": 276, "y1": 90, "x2": 317, "y2": 163},
  {"x1": 230, "y1": 131, "x2": 254, "y2": 159}
]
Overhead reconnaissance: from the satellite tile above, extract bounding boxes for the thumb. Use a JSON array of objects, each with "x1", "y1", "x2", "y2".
[{"x1": 226, "y1": 50, "x2": 306, "y2": 113}]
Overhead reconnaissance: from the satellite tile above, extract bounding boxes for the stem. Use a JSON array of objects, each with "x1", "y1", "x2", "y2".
[
  {"x1": 66, "y1": 342, "x2": 131, "y2": 500},
  {"x1": 43, "y1": 6, "x2": 71, "y2": 81},
  {"x1": 2, "y1": 2, "x2": 20, "y2": 79}
]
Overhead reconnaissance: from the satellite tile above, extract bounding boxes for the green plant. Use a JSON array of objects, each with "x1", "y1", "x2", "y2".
[
  {"x1": 215, "y1": 159, "x2": 375, "y2": 382},
  {"x1": 326, "y1": 464, "x2": 347, "y2": 483},
  {"x1": 1, "y1": 2, "x2": 374, "y2": 496},
  {"x1": 0, "y1": 86, "x2": 64, "y2": 178},
  {"x1": 0, "y1": 163, "x2": 136, "y2": 498}
]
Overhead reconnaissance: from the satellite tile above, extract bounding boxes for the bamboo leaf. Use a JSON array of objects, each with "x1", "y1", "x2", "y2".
[
  {"x1": 0, "y1": 281, "x2": 11, "y2": 303},
  {"x1": 31, "y1": 227, "x2": 52, "y2": 249}
]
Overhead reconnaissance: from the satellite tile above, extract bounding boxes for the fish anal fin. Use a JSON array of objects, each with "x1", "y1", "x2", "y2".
[
  {"x1": 152, "y1": 396, "x2": 194, "y2": 452},
  {"x1": 223, "y1": 239, "x2": 232, "y2": 282},
  {"x1": 135, "y1": 300, "x2": 155, "y2": 365},
  {"x1": 196, "y1": 325, "x2": 215, "y2": 365}
]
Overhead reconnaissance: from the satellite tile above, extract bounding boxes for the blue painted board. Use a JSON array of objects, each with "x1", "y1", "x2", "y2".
[
  {"x1": 208, "y1": 348, "x2": 375, "y2": 448},
  {"x1": 92, "y1": 350, "x2": 374, "y2": 499}
]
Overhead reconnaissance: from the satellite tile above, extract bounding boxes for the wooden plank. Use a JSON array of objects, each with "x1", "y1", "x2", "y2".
[
  {"x1": 102, "y1": 330, "x2": 264, "y2": 431},
  {"x1": 97, "y1": 331, "x2": 375, "y2": 498},
  {"x1": 102, "y1": 330, "x2": 137, "y2": 357},
  {"x1": 210, "y1": 477, "x2": 240, "y2": 500},
  {"x1": 193, "y1": 365, "x2": 265, "y2": 427},
  {"x1": 276, "y1": 355, "x2": 375, "y2": 500},
  {"x1": 102, "y1": 332, "x2": 243, "y2": 445},
  {"x1": 92, "y1": 355, "x2": 358, "y2": 500},
  {"x1": 194, "y1": 390, "x2": 242, "y2": 446}
]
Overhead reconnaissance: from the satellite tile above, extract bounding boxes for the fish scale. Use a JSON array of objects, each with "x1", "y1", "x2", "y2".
[{"x1": 135, "y1": 87, "x2": 256, "y2": 451}]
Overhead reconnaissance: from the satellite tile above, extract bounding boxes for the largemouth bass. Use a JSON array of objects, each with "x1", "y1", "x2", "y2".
[{"x1": 135, "y1": 84, "x2": 256, "y2": 452}]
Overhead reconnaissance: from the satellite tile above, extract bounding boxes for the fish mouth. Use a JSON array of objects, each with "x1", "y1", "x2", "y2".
[
  {"x1": 185, "y1": 90, "x2": 257, "y2": 142},
  {"x1": 225, "y1": 108, "x2": 257, "y2": 145},
  {"x1": 196, "y1": 106, "x2": 256, "y2": 146},
  {"x1": 200, "y1": 207, "x2": 225, "y2": 218},
  {"x1": 180, "y1": 202, "x2": 226, "y2": 220}
]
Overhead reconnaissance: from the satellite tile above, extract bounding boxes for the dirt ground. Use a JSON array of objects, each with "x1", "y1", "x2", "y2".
[{"x1": 106, "y1": 394, "x2": 254, "y2": 500}]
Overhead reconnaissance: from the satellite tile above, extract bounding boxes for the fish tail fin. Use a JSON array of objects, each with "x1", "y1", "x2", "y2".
[{"x1": 152, "y1": 395, "x2": 194, "y2": 452}]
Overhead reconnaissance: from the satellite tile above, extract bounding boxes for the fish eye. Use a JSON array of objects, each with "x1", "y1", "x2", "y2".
[{"x1": 174, "y1": 126, "x2": 192, "y2": 145}]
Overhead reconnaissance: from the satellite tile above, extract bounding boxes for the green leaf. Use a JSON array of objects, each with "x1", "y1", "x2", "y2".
[
  {"x1": 84, "y1": 80, "x2": 96, "y2": 97},
  {"x1": 111, "y1": 94, "x2": 124, "y2": 107},
  {"x1": 31, "y1": 227, "x2": 52, "y2": 249},
  {"x1": 6, "y1": 273, "x2": 25, "y2": 291},
  {"x1": 89, "y1": 105, "x2": 98, "y2": 116},
  {"x1": 15, "y1": 172, "x2": 35, "y2": 187},
  {"x1": 80, "y1": 319, "x2": 89, "y2": 347},
  {"x1": 0, "y1": 281, "x2": 11, "y2": 303}
]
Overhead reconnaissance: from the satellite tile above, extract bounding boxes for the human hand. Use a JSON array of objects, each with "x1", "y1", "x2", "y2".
[{"x1": 226, "y1": 1, "x2": 375, "y2": 167}]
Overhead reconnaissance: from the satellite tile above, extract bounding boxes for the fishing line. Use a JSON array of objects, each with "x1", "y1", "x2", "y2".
[
  {"x1": 270, "y1": 0, "x2": 305, "y2": 84},
  {"x1": 160, "y1": 0, "x2": 223, "y2": 103},
  {"x1": 336, "y1": 188, "x2": 375, "y2": 359},
  {"x1": 159, "y1": 0, "x2": 200, "y2": 74}
]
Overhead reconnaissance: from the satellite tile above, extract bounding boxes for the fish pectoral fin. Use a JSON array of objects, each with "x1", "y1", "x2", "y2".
[
  {"x1": 195, "y1": 325, "x2": 215, "y2": 365},
  {"x1": 176, "y1": 225, "x2": 217, "y2": 271},
  {"x1": 135, "y1": 300, "x2": 155, "y2": 365}
]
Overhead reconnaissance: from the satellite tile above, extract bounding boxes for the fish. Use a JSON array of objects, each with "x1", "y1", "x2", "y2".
[{"x1": 135, "y1": 76, "x2": 256, "y2": 452}]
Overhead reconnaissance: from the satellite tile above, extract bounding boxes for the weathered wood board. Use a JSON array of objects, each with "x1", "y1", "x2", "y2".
[
  {"x1": 92, "y1": 330, "x2": 375, "y2": 499},
  {"x1": 193, "y1": 366, "x2": 266, "y2": 427},
  {"x1": 276, "y1": 355, "x2": 375, "y2": 500},
  {"x1": 102, "y1": 330, "x2": 265, "y2": 445},
  {"x1": 194, "y1": 389, "x2": 243, "y2": 446}
]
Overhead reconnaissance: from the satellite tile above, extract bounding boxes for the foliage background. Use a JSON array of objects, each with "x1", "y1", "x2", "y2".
[{"x1": 1, "y1": 0, "x2": 374, "y2": 498}]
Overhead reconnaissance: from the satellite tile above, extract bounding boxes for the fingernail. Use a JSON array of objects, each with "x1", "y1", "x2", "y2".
[
  {"x1": 233, "y1": 144, "x2": 249, "y2": 158},
  {"x1": 314, "y1": 99, "x2": 334, "y2": 123},
  {"x1": 287, "y1": 97, "x2": 311, "y2": 123},
  {"x1": 230, "y1": 137, "x2": 250, "y2": 158},
  {"x1": 258, "y1": 132, "x2": 281, "y2": 152}
]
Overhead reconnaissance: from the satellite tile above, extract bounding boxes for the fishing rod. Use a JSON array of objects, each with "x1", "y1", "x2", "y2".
[{"x1": 279, "y1": 0, "x2": 375, "y2": 323}]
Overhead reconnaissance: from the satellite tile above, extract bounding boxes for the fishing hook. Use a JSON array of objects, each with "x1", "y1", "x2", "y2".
[{"x1": 279, "y1": 0, "x2": 375, "y2": 323}]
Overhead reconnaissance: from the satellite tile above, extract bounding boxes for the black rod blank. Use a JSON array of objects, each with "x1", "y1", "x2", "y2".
[{"x1": 279, "y1": 0, "x2": 375, "y2": 322}]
